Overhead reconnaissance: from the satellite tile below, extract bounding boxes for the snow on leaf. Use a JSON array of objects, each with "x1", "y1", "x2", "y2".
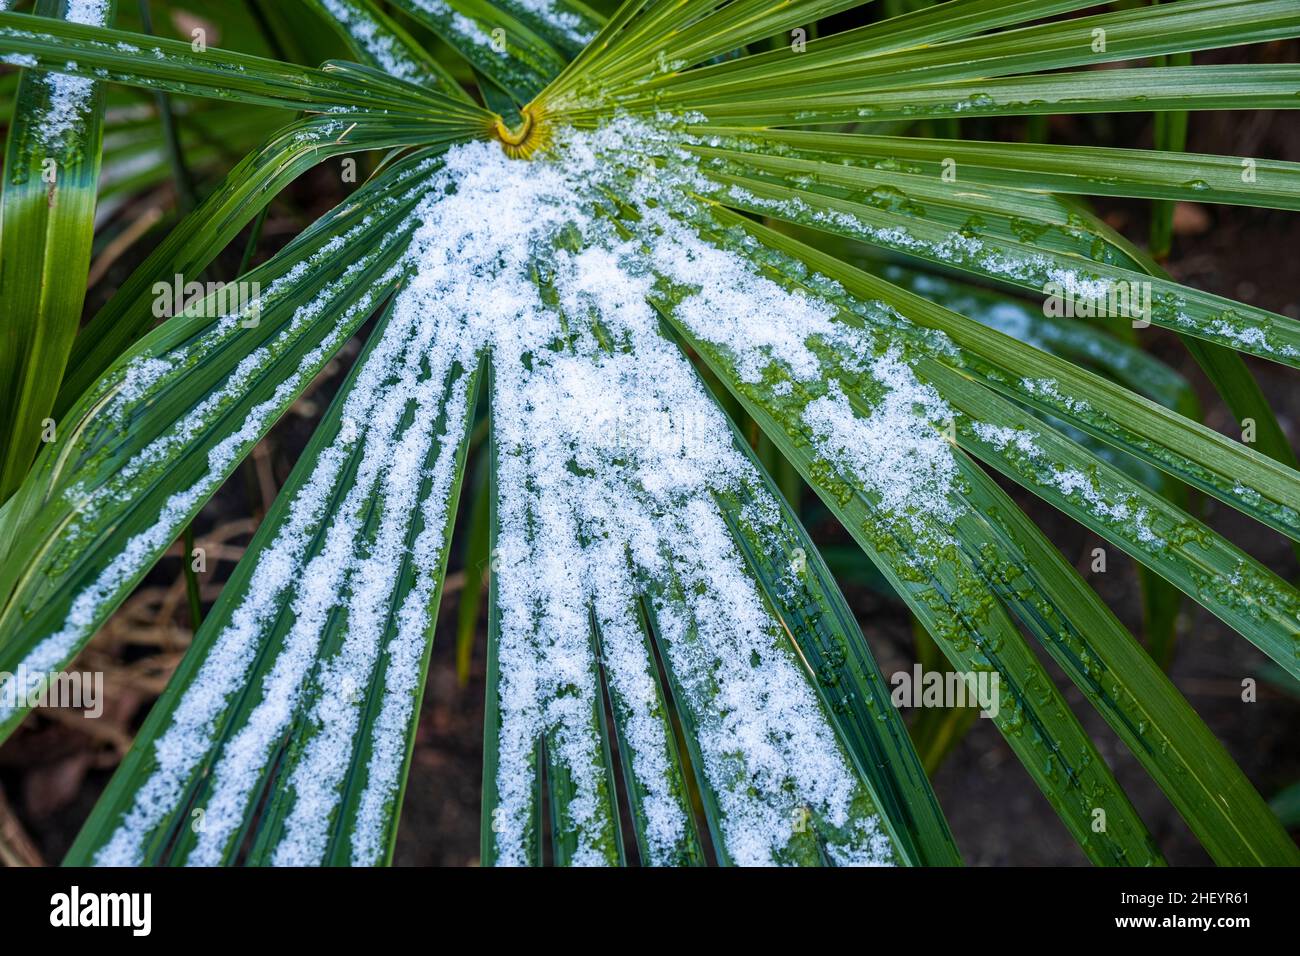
[
  {"x1": 81, "y1": 116, "x2": 917, "y2": 866},
  {"x1": 33, "y1": 0, "x2": 111, "y2": 152}
]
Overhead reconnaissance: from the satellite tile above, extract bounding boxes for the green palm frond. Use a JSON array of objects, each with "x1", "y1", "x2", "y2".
[
  {"x1": 0, "y1": 0, "x2": 117, "y2": 499},
  {"x1": 1, "y1": 0, "x2": 1298, "y2": 866}
]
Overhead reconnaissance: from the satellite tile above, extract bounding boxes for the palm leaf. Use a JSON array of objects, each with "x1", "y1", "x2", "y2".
[
  {"x1": 0, "y1": 149, "x2": 439, "y2": 740},
  {"x1": 305, "y1": 0, "x2": 469, "y2": 97},
  {"x1": 0, "y1": 9, "x2": 481, "y2": 114},
  {"x1": 56, "y1": 111, "x2": 479, "y2": 408},
  {"x1": 67, "y1": 299, "x2": 482, "y2": 865},
  {"x1": 0, "y1": 0, "x2": 117, "y2": 500},
  {"x1": 387, "y1": 0, "x2": 568, "y2": 103},
  {"x1": 1, "y1": 0, "x2": 1297, "y2": 868}
]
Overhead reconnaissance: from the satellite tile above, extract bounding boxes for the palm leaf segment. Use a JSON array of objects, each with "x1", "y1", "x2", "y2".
[{"x1": 0, "y1": 0, "x2": 1298, "y2": 866}]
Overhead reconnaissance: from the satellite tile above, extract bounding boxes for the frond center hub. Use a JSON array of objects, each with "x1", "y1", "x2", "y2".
[{"x1": 494, "y1": 106, "x2": 548, "y2": 159}]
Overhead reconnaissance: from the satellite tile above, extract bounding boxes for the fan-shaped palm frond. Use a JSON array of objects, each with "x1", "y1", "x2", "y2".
[{"x1": 1, "y1": 0, "x2": 1297, "y2": 866}]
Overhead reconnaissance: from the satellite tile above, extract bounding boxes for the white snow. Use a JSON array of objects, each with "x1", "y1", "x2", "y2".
[
  {"x1": 503, "y1": 0, "x2": 596, "y2": 48},
  {"x1": 32, "y1": 1, "x2": 110, "y2": 151},
  {"x1": 972, "y1": 421, "x2": 1165, "y2": 547},
  {"x1": 407, "y1": 0, "x2": 494, "y2": 49},
  {"x1": 318, "y1": 0, "x2": 430, "y2": 84}
]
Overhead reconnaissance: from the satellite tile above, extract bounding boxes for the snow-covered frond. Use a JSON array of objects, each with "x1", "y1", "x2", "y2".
[
  {"x1": 387, "y1": 0, "x2": 569, "y2": 103},
  {"x1": 4, "y1": 0, "x2": 1300, "y2": 869},
  {"x1": 307, "y1": 0, "x2": 469, "y2": 96},
  {"x1": 70, "y1": 121, "x2": 930, "y2": 866},
  {"x1": 0, "y1": 151, "x2": 441, "y2": 743},
  {"x1": 77, "y1": 295, "x2": 481, "y2": 866}
]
